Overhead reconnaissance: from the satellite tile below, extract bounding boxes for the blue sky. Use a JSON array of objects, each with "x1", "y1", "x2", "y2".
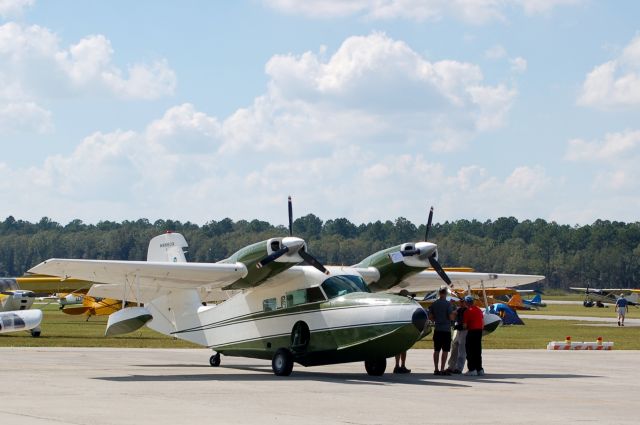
[{"x1": 1, "y1": 0, "x2": 639, "y2": 226}]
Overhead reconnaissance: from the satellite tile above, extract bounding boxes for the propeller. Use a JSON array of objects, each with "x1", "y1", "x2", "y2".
[
  {"x1": 399, "y1": 205, "x2": 452, "y2": 286},
  {"x1": 288, "y1": 195, "x2": 293, "y2": 236},
  {"x1": 256, "y1": 246, "x2": 290, "y2": 269},
  {"x1": 299, "y1": 247, "x2": 329, "y2": 275},
  {"x1": 428, "y1": 253, "x2": 452, "y2": 286},
  {"x1": 425, "y1": 206, "x2": 433, "y2": 241},
  {"x1": 256, "y1": 196, "x2": 329, "y2": 275}
]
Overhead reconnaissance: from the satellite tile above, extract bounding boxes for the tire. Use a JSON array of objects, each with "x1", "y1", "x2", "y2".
[
  {"x1": 272, "y1": 348, "x2": 294, "y2": 376},
  {"x1": 30, "y1": 329, "x2": 41, "y2": 338},
  {"x1": 364, "y1": 358, "x2": 386, "y2": 376},
  {"x1": 209, "y1": 353, "x2": 221, "y2": 367}
]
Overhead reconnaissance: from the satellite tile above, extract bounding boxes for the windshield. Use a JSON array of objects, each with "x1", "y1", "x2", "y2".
[{"x1": 321, "y1": 275, "x2": 370, "y2": 299}]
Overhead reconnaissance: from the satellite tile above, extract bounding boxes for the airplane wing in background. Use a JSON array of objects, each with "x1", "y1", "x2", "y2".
[{"x1": 387, "y1": 271, "x2": 545, "y2": 294}]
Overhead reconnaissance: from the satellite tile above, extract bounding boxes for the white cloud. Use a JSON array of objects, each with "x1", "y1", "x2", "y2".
[
  {"x1": 565, "y1": 130, "x2": 640, "y2": 193},
  {"x1": 510, "y1": 56, "x2": 527, "y2": 73},
  {"x1": 0, "y1": 23, "x2": 177, "y2": 100},
  {"x1": 578, "y1": 34, "x2": 640, "y2": 108},
  {"x1": 0, "y1": 34, "x2": 528, "y2": 225},
  {"x1": 565, "y1": 130, "x2": 640, "y2": 162},
  {"x1": 264, "y1": 0, "x2": 582, "y2": 24},
  {"x1": 227, "y1": 33, "x2": 517, "y2": 154},
  {"x1": 518, "y1": 0, "x2": 582, "y2": 15},
  {"x1": 0, "y1": 99, "x2": 550, "y2": 225},
  {"x1": 0, "y1": 0, "x2": 33, "y2": 19},
  {"x1": 0, "y1": 20, "x2": 176, "y2": 134},
  {"x1": 0, "y1": 101, "x2": 51, "y2": 133}
]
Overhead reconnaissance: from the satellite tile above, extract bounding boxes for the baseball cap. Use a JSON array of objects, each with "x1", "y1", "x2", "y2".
[{"x1": 464, "y1": 295, "x2": 474, "y2": 303}]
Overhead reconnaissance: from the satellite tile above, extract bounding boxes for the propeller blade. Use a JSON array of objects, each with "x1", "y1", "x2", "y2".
[
  {"x1": 424, "y1": 206, "x2": 434, "y2": 241},
  {"x1": 400, "y1": 249, "x2": 421, "y2": 257},
  {"x1": 428, "y1": 254, "x2": 452, "y2": 286},
  {"x1": 299, "y1": 248, "x2": 329, "y2": 275},
  {"x1": 256, "y1": 246, "x2": 290, "y2": 268},
  {"x1": 288, "y1": 196, "x2": 293, "y2": 237}
]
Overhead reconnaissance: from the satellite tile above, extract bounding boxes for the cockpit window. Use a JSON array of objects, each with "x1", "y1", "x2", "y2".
[{"x1": 321, "y1": 275, "x2": 370, "y2": 299}]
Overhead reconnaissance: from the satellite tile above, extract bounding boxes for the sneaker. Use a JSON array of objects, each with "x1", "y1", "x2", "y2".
[
  {"x1": 465, "y1": 370, "x2": 478, "y2": 376},
  {"x1": 393, "y1": 366, "x2": 402, "y2": 374},
  {"x1": 477, "y1": 369, "x2": 485, "y2": 376},
  {"x1": 400, "y1": 366, "x2": 411, "y2": 374},
  {"x1": 451, "y1": 369, "x2": 462, "y2": 374},
  {"x1": 434, "y1": 370, "x2": 441, "y2": 375},
  {"x1": 618, "y1": 321, "x2": 621, "y2": 326},
  {"x1": 441, "y1": 370, "x2": 451, "y2": 376}
]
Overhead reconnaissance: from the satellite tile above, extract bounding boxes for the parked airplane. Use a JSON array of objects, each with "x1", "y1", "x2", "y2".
[
  {"x1": 570, "y1": 287, "x2": 639, "y2": 307},
  {"x1": 0, "y1": 279, "x2": 43, "y2": 336},
  {"x1": 29, "y1": 201, "x2": 544, "y2": 376},
  {"x1": 512, "y1": 292, "x2": 546, "y2": 309},
  {"x1": 56, "y1": 293, "x2": 124, "y2": 318}
]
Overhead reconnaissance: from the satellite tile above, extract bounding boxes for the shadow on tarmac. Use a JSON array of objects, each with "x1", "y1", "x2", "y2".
[{"x1": 94, "y1": 363, "x2": 596, "y2": 387}]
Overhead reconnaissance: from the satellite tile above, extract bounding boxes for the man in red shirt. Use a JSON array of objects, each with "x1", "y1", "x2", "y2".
[{"x1": 462, "y1": 295, "x2": 484, "y2": 376}]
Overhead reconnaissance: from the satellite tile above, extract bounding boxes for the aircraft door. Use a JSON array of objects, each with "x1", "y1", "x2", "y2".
[{"x1": 290, "y1": 321, "x2": 310, "y2": 353}]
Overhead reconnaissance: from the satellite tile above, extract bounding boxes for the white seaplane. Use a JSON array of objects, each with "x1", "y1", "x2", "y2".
[{"x1": 29, "y1": 201, "x2": 543, "y2": 376}]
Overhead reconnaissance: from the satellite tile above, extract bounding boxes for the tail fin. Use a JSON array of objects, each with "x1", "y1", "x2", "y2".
[
  {"x1": 147, "y1": 233, "x2": 188, "y2": 263},
  {"x1": 531, "y1": 294, "x2": 541, "y2": 304},
  {"x1": 508, "y1": 293, "x2": 524, "y2": 309}
]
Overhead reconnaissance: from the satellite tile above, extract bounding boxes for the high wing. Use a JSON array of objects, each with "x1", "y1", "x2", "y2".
[
  {"x1": 386, "y1": 271, "x2": 544, "y2": 294},
  {"x1": 29, "y1": 259, "x2": 249, "y2": 288},
  {"x1": 28, "y1": 259, "x2": 249, "y2": 303}
]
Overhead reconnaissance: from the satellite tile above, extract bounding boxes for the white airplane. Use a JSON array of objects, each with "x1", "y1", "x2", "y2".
[
  {"x1": 0, "y1": 279, "x2": 43, "y2": 337},
  {"x1": 28, "y1": 201, "x2": 543, "y2": 376},
  {"x1": 570, "y1": 287, "x2": 639, "y2": 307}
]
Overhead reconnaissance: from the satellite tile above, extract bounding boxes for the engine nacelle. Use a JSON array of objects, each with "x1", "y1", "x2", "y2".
[{"x1": 0, "y1": 309, "x2": 43, "y2": 334}]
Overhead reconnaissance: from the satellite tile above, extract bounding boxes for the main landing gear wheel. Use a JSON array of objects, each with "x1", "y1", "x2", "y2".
[
  {"x1": 209, "y1": 353, "x2": 221, "y2": 367},
  {"x1": 364, "y1": 358, "x2": 386, "y2": 376},
  {"x1": 272, "y1": 348, "x2": 294, "y2": 376},
  {"x1": 30, "y1": 327, "x2": 41, "y2": 338}
]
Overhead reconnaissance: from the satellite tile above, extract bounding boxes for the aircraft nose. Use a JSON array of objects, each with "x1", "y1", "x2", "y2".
[{"x1": 411, "y1": 307, "x2": 427, "y2": 332}]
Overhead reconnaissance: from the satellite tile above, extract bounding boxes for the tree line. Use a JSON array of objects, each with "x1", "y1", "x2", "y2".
[{"x1": 1, "y1": 215, "x2": 639, "y2": 289}]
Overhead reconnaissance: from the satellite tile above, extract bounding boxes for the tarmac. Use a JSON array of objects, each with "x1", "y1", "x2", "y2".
[{"x1": 1, "y1": 347, "x2": 638, "y2": 425}]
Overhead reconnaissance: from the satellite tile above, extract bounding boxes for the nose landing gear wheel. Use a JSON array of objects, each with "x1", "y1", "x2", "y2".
[
  {"x1": 364, "y1": 358, "x2": 386, "y2": 376},
  {"x1": 272, "y1": 348, "x2": 294, "y2": 376},
  {"x1": 209, "y1": 353, "x2": 221, "y2": 367}
]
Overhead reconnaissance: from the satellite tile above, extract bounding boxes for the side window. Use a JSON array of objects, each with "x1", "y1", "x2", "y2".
[
  {"x1": 306, "y1": 286, "x2": 326, "y2": 303},
  {"x1": 262, "y1": 298, "x2": 277, "y2": 312},
  {"x1": 285, "y1": 289, "x2": 307, "y2": 307}
]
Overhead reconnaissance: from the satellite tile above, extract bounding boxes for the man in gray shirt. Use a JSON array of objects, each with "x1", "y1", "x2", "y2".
[{"x1": 428, "y1": 286, "x2": 455, "y2": 375}]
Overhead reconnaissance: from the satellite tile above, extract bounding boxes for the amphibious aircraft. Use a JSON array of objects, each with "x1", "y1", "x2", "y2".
[
  {"x1": 29, "y1": 201, "x2": 544, "y2": 376},
  {"x1": 570, "y1": 287, "x2": 639, "y2": 307}
]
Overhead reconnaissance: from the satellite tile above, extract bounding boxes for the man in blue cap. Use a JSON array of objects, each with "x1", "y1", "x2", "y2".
[{"x1": 463, "y1": 295, "x2": 485, "y2": 376}]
